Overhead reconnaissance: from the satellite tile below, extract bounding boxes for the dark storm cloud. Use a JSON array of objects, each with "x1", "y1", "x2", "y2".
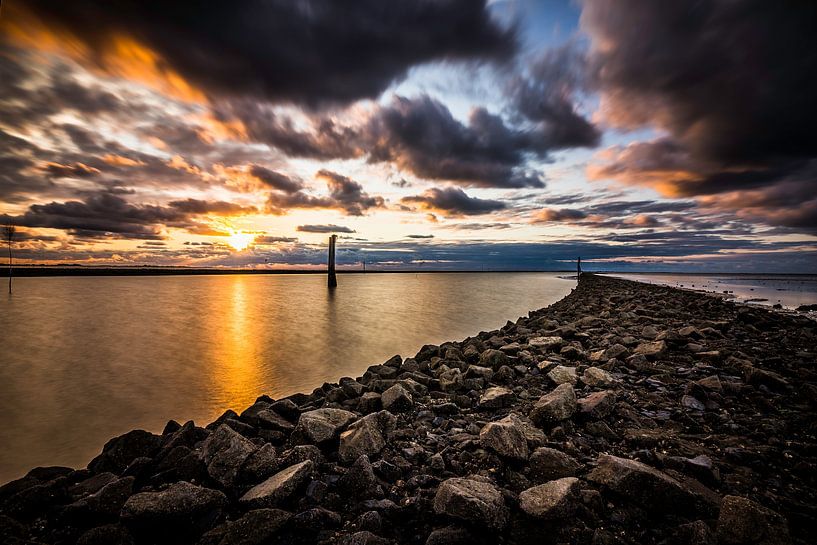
[
  {"x1": 296, "y1": 225, "x2": 355, "y2": 234},
  {"x1": 247, "y1": 166, "x2": 304, "y2": 194},
  {"x1": 506, "y1": 43, "x2": 599, "y2": 149},
  {"x1": 41, "y1": 162, "x2": 100, "y2": 179},
  {"x1": 1, "y1": 192, "x2": 256, "y2": 239},
  {"x1": 582, "y1": 0, "x2": 817, "y2": 230},
  {"x1": 401, "y1": 187, "x2": 506, "y2": 217},
  {"x1": 367, "y1": 95, "x2": 547, "y2": 188},
  {"x1": 266, "y1": 170, "x2": 385, "y2": 216},
  {"x1": 14, "y1": 0, "x2": 515, "y2": 107},
  {"x1": 532, "y1": 208, "x2": 588, "y2": 222},
  {"x1": 406, "y1": 234, "x2": 434, "y2": 239}
]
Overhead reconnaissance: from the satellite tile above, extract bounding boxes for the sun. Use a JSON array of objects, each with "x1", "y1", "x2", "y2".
[{"x1": 226, "y1": 231, "x2": 254, "y2": 251}]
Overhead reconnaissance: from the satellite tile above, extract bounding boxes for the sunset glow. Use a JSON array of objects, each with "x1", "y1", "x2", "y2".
[{"x1": 0, "y1": 1, "x2": 814, "y2": 271}]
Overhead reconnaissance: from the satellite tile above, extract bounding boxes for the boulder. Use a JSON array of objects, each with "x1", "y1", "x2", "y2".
[
  {"x1": 586, "y1": 455, "x2": 702, "y2": 515},
  {"x1": 530, "y1": 384, "x2": 576, "y2": 426},
  {"x1": 547, "y1": 366, "x2": 577, "y2": 386},
  {"x1": 478, "y1": 387, "x2": 514, "y2": 409},
  {"x1": 577, "y1": 390, "x2": 616, "y2": 418},
  {"x1": 295, "y1": 408, "x2": 357, "y2": 444},
  {"x1": 339, "y1": 411, "x2": 397, "y2": 463},
  {"x1": 120, "y1": 481, "x2": 226, "y2": 540},
  {"x1": 239, "y1": 460, "x2": 314, "y2": 508},
  {"x1": 528, "y1": 337, "x2": 563, "y2": 351},
  {"x1": 88, "y1": 430, "x2": 162, "y2": 474},
  {"x1": 716, "y1": 496, "x2": 790, "y2": 545},
  {"x1": 582, "y1": 367, "x2": 615, "y2": 388},
  {"x1": 204, "y1": 509, "x2": 292, "y2": 545},
  {"x1": 518, "y1": 477, "x2": 580, "y2": 519},
  {"x1": 201, "y1": 425, "x2": 257, "y2": 488},
  {"x1": 381, "y1": 384, "x2": 413, "y2": 412},
  {"x1": 529, "y1": 448, "x2": 582, "y2": 481},
  {"x1": 633, "y1": 340, "x2": 667, "y2": 359},
  {"x1": 433, "y1": 477, "x2": 508, "y2": 529},
  {"x1": 479, "y1": 349, "x2": 510, "y2": 370},
  {"x1": 479, "y1": 415, "x2": 529, "y2": 460},
  {"x1": 603, "y1": 344, "x2": 629, "y2": 360}
]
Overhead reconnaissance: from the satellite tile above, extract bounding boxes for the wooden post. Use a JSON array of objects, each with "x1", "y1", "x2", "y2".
[
  {"x1": 328, "y1": 234, "x2": 337, "y2": 288},
  {"x1": 577, "y1": 256, "x2": 582, "y2": 278}
]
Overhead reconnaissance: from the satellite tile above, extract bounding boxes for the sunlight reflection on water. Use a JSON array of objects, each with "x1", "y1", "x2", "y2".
[{"x1": 0, "y1": 272, "x2": 573, "y2": 481}]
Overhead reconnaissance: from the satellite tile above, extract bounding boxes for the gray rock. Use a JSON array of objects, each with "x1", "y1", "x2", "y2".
[
  {"x1": 716, "y1": 496, "x2": 790, "y2": 545},
  {"x1": 478, "y1": 387, "x2": 514, "y2": 409},
  {"x1": 207, "y1": 509, "x2": 292, "y2": 545},
  {"x1": 479, "y1": 415, "x2": 529, "y2": 460},
  {"x1": 528, "y1": 336, "x2": 563, "y2": 350},
  {"x1": 530, "y1": 384, "x2": 576, "y2": 426},
  {"x1": 120, "y1": 481, "x2": 226, "y2": 539},
  {"x1": 339, "y1": 411, "x2": 397, "y2": 463},
  {"x1": 586, "y1": 455, "x2": 701, "y2": 515},
  {"x1": 582, "y1": 367, "x2": 615, "y2": 388},
  {"x1": 518, "y1": 477, "x2": 579, "y2": 519},
  {"x1": 681, "y1": 395, "x2": 705, "y2": 411},
  {"x1": 547, "y1": 365, "x2": 577, "y2": 385},
  {"x1": 603, "y1": 344, "x2": 629, "y2": 360},
  {"x1": 239, "y1": 460, "x2": 314, "y2": 508},
  {"x1": 479, "y1": 349, "x2": 510, "y2": 370},
  {"x1": 295, "y1": 408, "x2": 357, "y2": 443},
  {"x1": 338, "y1": 455, "x2": 377, "y2": 496},
  {"x1": 433, "y1": 477, "x2": 508, "y2": 529},
  {"x1": 529, "y1": 448, "x2": 582, "y2": 481},
  {"x1": 358, "y1": 392, "x2": 383, "y2": 414},
  {"x1": 381, "y1": 384, "x2": 413, "y2": 412},
  {"x1": 202, "y1": 425, "x2": 257, "y2": 488},
  {"x1": 88, "y1": 430, "x2": 161, "y2": 474}
]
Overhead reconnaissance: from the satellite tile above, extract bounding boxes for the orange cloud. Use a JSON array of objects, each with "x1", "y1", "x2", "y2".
[
  {"x1": 102, "y1": 154, "x2": 145, "y2": 167},
  {"x1": 0, "y1": 4, "x2": 205, "y2": 103}
]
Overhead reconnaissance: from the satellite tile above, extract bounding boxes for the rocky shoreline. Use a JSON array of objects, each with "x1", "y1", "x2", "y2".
[{"x1": 2, "y1": 274, "x2": 816, "y2": 545}]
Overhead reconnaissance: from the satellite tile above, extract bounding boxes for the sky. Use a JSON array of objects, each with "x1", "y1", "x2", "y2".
[{"x1": 1, "y1": 0, "x2": 815, "y2": 272}]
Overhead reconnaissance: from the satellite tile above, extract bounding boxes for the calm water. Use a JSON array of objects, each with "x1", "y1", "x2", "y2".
[
  {"x1": 608, "y1": 273, "x2": 817, "y2": 309},
  {"x1": 0, "y1": 272, "x2": 573, "y2": 482}
]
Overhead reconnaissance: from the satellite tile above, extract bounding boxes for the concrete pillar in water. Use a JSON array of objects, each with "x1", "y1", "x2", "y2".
[{"x1": 328, "y1": 234, "x2": 337, "y2": 288}]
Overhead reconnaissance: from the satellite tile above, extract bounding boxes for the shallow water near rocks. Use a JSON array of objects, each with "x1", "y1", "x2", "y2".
[
  {"x1": 608, "y1": 273, "x2": 817, "y2": 310},
  {"x1": 0, "y1": 272, "x2": 573, "y2": 482}
]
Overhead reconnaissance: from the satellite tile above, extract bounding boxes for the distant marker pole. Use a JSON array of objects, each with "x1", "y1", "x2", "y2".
[
  {"x1": 577, "y1": 256, "x2": 582, "y2": 278},
  {"x1": 328, "y1": 234, "x2": 337, "y2": 288}
]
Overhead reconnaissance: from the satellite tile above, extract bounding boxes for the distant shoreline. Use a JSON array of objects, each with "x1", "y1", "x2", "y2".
[
  {"x1": 1, "y1": 268, "x2": 579, "y2": 277},
  {"x1": 2, "y1": 267, "x2": 815, "y2": 278}
]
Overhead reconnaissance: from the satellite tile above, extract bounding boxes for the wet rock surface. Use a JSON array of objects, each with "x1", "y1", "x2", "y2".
[{"x1": 1, "y1": 274, "x2": 816, "y2": 544}]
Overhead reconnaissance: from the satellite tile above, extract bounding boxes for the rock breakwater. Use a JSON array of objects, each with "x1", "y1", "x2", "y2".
[{"x1": 1, "y1": 274, "x2": 816, "y2": 544}]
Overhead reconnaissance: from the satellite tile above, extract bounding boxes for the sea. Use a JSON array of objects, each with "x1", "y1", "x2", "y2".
[{"x1": 0, "y1": 272, "x2": 574, "y2": 482}]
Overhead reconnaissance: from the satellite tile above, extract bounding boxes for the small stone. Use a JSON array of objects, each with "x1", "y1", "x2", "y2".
[
  {"x1": 201, "y1": 424, "x2": 257, "y2": 488},
  {"x1": 433, "y1": 477, "x2": 508, "y2": 529},
  {"x1": 716, "y1": 496, "x2": 790, "y2": 545},
  {"x1": 381, "y1": 384, "x2": 413, "y2": 412},
  {"x1": 577, "y1": 390, "x2": 616, "y2": 418},
  {"x1": 634, "y1": 340, "x2": 667, "y2": 358},
  {"x1": 528, "y1": 337, "x2": 563, "y2": 350},
  {"x1": 120, "y1": 481, "x2": 226, "y2": 540},
  {"x1": 529, "y1": 448, "x2": 582, "y2": 481},
  {"x1": 518, "y1": 477, "x2": 579, "y2": 519},
  {"x1": 582, "y1": 367, "x2": 615, "y2": 388},
  {"x1": 530, "y1": 384, "x2": 576, "y2": 426},
  {"x1": 697, "y1": 375, "x2": 723, "y2": 391},
  {"x1": 210, "y1": 509, "x2": 292, "y2": 545},
  {"x1": 295, "y1": 408, "x2": 357, "y2": 444},
  {"x1": 339, "y1": 411, "x2": 397, "y2": 463},
  {"x1": 603, "y1": 344, "x2": 629, "y2": 360},
  {"x1": 547, "y1": 366, "x2": 577, "y2": 385},
  {"x1": 239, "y1": 460, "x2": 314, "y2": 508},
  {"x1": 479, "y1": 349, "x2": 510, "y2": 369},
  {"x1": 681, "y1": 395, "x2": 705, "y2": 411},
  {"x1": 479, "y1": 415, "x2": 529, "y2": 460},
  {"x1": 479, "y1": 387, "x2": 514, "y2": 409},
  {"x1": 586, "y1": 455, "x2": 701, "y2": 515}
]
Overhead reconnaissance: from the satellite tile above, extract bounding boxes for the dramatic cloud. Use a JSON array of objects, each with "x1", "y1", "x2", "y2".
[
  {"x1": 1, "y1": 192, "x2": 256, "y2": 239},
  {"x1": 367, "y1": 95, "x2": 548, "y2": 188},
  {"x1": 532, "y1": 208, "x2": 588, "y2": 222},
  {"x1": 296, "y1": 225, "x2": 355, "y2": 234},
  {"x1": 401, "y1": 187, "x2": 506, "y2": 217},
  {"x1": 8, "y1": 0, "x2": 515, "y2": 106},
  {"x1": 266, "y1": 170, "x2": 385, "y2": 216},
  {"x1": 582, "y1": 0, "x2": 817, "y2": 229}
]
